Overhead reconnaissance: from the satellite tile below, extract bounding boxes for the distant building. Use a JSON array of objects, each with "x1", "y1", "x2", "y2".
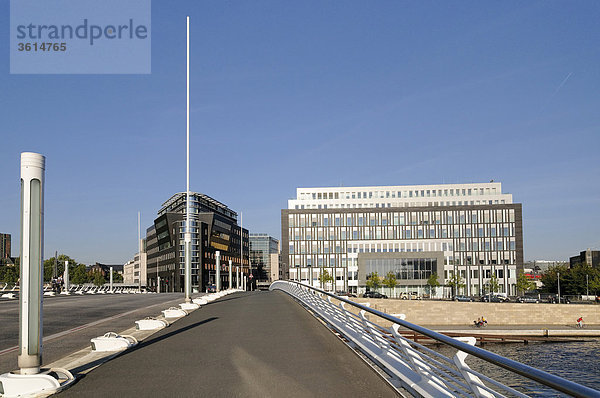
[
  {"x1": 523, "y1": 260, "x2": 564, "y2": 274},
  {"x1": 123, "y1": 259, "x2": 135, "y2": 284},
  {"x1": 123, "y1": 239, "x2": 147, "y2": 286},
  {"x1": 0, "y1": 233, "x2": 10, "y2": 263},
  {"x1": 249, "y1": 234, "x2": 280, "y2": 283},
  {"x1": 570, "y1": 249, "x2": 600, "y2": 269},
  {"x1": 282, "y1": 182, "x2": 523, "y2": 296},
  {"x1": 88, "y1": 263, "x2": 124, "y2": 278},
  {"x1": 146, "y1": 192, "x2": 249, "y2": 293}
]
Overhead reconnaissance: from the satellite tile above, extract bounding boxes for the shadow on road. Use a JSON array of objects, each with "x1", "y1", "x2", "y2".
[{"x1": 69, "y1": 317, "x2": 218, "y2": 378}]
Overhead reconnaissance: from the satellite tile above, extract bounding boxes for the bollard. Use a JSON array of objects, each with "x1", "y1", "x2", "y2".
[
  {"x1": 229, "y1": 260, "x2": 232, "y2": 290},
  {"x1": 215, "y1": 251, "x2": 221, "y2": 292}
]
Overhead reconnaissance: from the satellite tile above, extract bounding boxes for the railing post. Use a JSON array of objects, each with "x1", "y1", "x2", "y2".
[{"x1": 452, "y1": 337, "x2": 494, "y2": 398}]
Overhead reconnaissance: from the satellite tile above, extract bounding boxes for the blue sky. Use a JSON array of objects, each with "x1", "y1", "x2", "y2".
[{"x1": 0, "y1": 1, "x2": 598, "y2": 264}]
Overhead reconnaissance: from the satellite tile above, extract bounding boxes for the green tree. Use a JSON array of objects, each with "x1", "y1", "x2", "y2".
[
  {"x1": 589, "y1": 275, "x2": 600, "y2": 295},
  {"x1": 43, "y1": 254, "x2": 83, "y2": 282},
  {"x1": 71, "y1": 264, "x2": 90, "y2": 285},
  {"x1": 488, "y1": 274, "x2": 500, "y2": 294},
  {"x1": 427, "y1": 272, "x2": 441, "y2": 297},
  {"x1": 318, "y1": 269, "x2": 334, "y2": 290},
  {"x1": 0, "y1": 265, "x2": 20, "y2": 284},
  {"x1": 516, "y1": 270, "x2": 536, "y2": 295},
  {"x1": 382, "y1": 271, "x2": 397, "y2": 297},
  {"x1": 365, "y1": 271, "x2": 382, "y2": 292},
  {"x1": 540, "y1": 263, "x2": 569, "y2": 293},
  {"x1": 111, "y1": 270, "x2": 124, "y2": 283},
  {"x1": 446, "y1": 272, "x2": 465, "y2": 296},
  {"x1": 92, "y1": 270, "x2": 105, "y2": 287}
]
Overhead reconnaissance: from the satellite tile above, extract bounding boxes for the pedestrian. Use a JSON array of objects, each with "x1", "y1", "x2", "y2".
[{"x1": 577, "y1": 317, "x2": 584, "y2": 328}]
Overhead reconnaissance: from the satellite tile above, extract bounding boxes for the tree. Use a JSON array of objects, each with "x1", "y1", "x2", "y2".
[
  {"x1": 382, "y1": 271, "x2": 397, "y2": 297},
  {"x1": 111, "y1": 270, "x2": 124, "y2": 283},
  {"x1": 488, "y1": 274, "x2": 500, "y2": 294},
  {"x1": 71, "y1": 264, "x2": 90, "y2": 285},
  {"x1": 43, "y1": 254, "x2": 83, "y2": 282},
  {"x1": 540, "y1": 263, "x2": 569, "y2": 293},
  {"x1": 516, "y1": 270, "x2": 536, "y2": 295},
  {"x1": 0, "y1": 265, "x2": 20, "y2": 284},
  {"x1": 365, "y1": 271, "x2": 381, "y2": 292},
  {"x1": 427, "y1": 273, "x2": 440, "y2": 297},
  {"x1": 446, "y1": 272, "x2": 465, "y2": 296},
  {"x1": 92, "y1": 270, "x2": 105, "y2": 287},
  {"x1": 318, "y1": 269, "x2": 334, "y2": 291}
]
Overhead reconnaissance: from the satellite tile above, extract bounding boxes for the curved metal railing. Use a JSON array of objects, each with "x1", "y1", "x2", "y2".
[{"x1": 270, "y1": 280, "x2": 600, "y2": 398}]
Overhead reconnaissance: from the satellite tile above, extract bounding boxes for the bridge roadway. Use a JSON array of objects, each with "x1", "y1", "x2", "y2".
[
  {"x1": 0, "y1": 293, "x2": 186, "y2": 375},
  {"x1": 58, "y1": 291, "x2": 398, "y2": 397}
]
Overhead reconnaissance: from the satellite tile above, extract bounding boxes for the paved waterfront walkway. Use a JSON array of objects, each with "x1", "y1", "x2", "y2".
[{"x1": 58, "y1": 291, "x2": 398, "y2": 397}]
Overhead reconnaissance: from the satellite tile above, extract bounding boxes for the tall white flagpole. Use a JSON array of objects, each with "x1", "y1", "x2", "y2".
[
  {"x1": 184, "y1": 16, "x2": 192, "y2": 302},
  {"x1": 138, "y1": 211, "x2": 141, "y2": 292}
]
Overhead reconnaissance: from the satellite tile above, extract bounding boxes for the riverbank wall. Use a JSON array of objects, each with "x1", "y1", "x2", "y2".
[{"x1": 350, "y1": 298, "x2": 600, "y2": 326}]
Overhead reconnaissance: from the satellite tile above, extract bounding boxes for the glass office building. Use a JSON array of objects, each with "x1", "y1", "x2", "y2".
[
  {"x1": 282, "y1": 183, "x2": 523, "y2": 297},
  {"x1": 249, "y1": 234, "x2": 279, "y2": 282},
  {"x1": 146, "y1": 192, "x2": 249, "y2": 293}
]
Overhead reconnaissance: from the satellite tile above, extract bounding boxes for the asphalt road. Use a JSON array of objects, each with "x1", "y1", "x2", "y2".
[
  {"x1": 0, "y1": 293, "x2": 185, "y2": 374},
  {"x1": 58, "y1": 291, "x2": 398, "y2": 397}
]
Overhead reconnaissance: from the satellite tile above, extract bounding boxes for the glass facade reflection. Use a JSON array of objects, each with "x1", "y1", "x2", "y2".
[{"x1": 365, "y1": 258, "x2": 436, "y2": 281}]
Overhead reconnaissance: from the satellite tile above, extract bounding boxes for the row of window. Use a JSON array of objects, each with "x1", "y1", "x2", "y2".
[
  {"x1": 289, "y1": 224, "x2": 516, "y2": 241},
  {"x1": 288, "y1": 238, "x2": 516, "y2": 255},
  {"x1": 300, "y1": 186, "x2": 499, "y2": 201},
  {"x1": 294, "y1": 200, "x2": 506, "y2": 209},
  {"x1": 288, "y1": 208, "x2": 516, "y2": 227}
]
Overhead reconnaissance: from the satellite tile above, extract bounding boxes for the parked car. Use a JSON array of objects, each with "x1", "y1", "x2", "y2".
[
  {"x1": 336, "y1": 291, "x2": 357, "y2": 298},
  {"x1": 516, "y1": 296, "x2": 540, "y2": 303},
  {"x1": 546, "y1": 295, "x2": 570, "y2": 304},
  {"x1": 399, "y1": 292, "x2": 420, "y2": 300},
  {"x1": 480, "y1": 294, "x2": 509, "y2": 302},
  {"x1": 453, "y1": 295, "x2": 473, "y2": 302},
  {"x1": 362, "y1": 291, "x2": 388, "y2": 299}
]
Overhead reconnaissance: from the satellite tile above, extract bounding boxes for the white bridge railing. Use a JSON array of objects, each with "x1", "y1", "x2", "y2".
[{"x1": 270, "y1": 280, "x2": 599, "y2": 398}]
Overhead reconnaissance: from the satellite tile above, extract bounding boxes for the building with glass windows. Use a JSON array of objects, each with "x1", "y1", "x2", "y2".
[
  {"x1": 282, "y1": 182, "x2": 523, "y2": 297},
  {"x1": 0, "y1": 233, "x2": 10, "y2": 263},
  {"x1": 249, "y1": 234, "x2": 279, "y2": 283},
  {"x1": 146, "y1": 192, "x2": 249, "y2": 293}
]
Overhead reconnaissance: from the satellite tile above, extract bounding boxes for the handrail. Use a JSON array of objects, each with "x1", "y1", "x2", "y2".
[{"x1": 273, "y1": 280, "x2": 599, "y2": 398}]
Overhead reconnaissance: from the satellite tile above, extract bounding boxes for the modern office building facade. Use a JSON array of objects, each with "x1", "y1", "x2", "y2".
[
  {"x1": 570, "y1": 249, "x2": 600, "y2": 269},
  {"x1": 249, "y1": 233, "x2": 279, "y2": 282},
  {"x1": 0, "y1": 233, "x2": 10, "y2": 263},
  {"x1": 282, "y1": 182, "x2": 523, "y2": 296},
  {"x1": 146, "y1": 192, "x2": 249, "y2": 293}
]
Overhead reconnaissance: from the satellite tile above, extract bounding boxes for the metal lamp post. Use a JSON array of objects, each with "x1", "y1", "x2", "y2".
[
  {"x1": 215, "y1": 251, "x2": 221, "y2": 292},
  {"x1": 183, "y1": 15, "x2": 192, "y2": 303},
  {"x1": 18, "y1": 153, "x2": 45, "y2": 375},
  {"x1": 229, "y1": 260, "x2": 233, "y2": 290},
  {"x1": 557, "y1": 272, "x2": 561, "y2": 304}
]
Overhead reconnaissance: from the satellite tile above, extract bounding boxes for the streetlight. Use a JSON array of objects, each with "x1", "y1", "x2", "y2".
[{"x1": 557, "y1": 271, "x2": 561, "y2": 304}]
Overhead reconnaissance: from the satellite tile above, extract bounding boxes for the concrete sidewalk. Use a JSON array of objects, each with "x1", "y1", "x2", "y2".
[{"x1": 57, "y1": 291, "x2": 399, "y2": 397}]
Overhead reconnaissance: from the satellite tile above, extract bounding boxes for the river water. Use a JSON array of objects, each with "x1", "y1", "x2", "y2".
[{"x1": 434, "y1": 339, "x2": 600, "y2": 396}]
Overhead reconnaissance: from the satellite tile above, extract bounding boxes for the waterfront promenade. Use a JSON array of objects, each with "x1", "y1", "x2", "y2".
[{"x1": 57, "y1": 291, "x2": 398, "y2": 397}]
